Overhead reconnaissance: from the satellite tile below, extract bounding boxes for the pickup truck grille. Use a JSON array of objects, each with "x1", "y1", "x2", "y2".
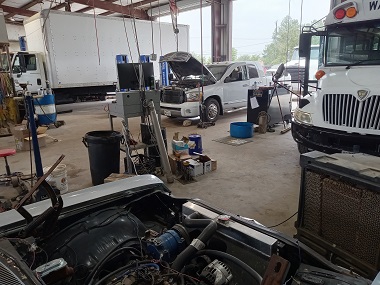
[
  {"x1": 322, "y1": 94, "x2": 380, "y2": 130},
  {"x1": 161, "y1": 88, "x2": 185, "y2": 104},
  {"x1": 286, "y1": 67, "x2": 305, "y2": 83}
]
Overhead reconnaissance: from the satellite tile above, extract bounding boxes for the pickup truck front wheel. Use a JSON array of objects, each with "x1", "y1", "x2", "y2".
[{"x1": 205, "y1": 98, "x2": 220, "y2": 122}]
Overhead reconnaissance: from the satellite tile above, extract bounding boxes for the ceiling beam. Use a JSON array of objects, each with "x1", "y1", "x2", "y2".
[
  {"x1": 75, "y1": 6, "x2": 93, "y2": 13},
  {"x1": 70, "y1": 0, "x2": 149, "y2": 19},
  {"x1": 52, "y1": 2, "x2": 67, "y2": 10},
  {"x1": 100, "y1": 0, "x2": 155, "y2": 16},
  {"x1": 0, "y1": 5, "x2": 36, "y2": 17},
  {"x1": 125, "y1": 0, "x2": 156, "y2": 9},
  {"x1": 5, "y1": 0, "x2": 42, "y2": 19}
]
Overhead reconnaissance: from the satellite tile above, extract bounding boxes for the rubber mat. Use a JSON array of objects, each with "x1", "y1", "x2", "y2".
[{"x1": 213, "y1": 136, "x2": 254, "y2": 146}]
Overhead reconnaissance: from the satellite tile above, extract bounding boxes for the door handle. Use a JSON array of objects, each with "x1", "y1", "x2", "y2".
[{"x1": 243, "y1": 84, "x2": 249, "y2": 87}]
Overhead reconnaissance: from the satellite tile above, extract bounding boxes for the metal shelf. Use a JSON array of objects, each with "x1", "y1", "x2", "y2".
[{"x1": 120, "y1": 142, "x2": 156, "y2": 153}]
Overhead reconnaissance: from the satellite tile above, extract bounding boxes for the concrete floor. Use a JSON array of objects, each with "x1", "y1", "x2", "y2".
[{"x1": 0, "y1": 99, "x2": 300, "y2": 236}]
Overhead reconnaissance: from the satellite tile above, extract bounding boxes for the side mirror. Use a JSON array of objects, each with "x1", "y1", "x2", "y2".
[
  {"x1": 224, "y1": 77, "x2": 232, "y2": 83},
  {"x1": 168, "y1": 73, "x2": 174, "y2": 81},
  {"x1": 13, "y1": 66, "x2": 22, "y2": 74},
  {"x1": 273, "y1": 64, "x2": 285, "y2": 82},
  {"x1": 299, "y1": 33, "x2": 313, "y2": 58}
]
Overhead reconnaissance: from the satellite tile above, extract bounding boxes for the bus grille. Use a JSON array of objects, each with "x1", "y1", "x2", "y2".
[{"x1": 322, "y1": 94, "x2": 380, "y2": 130}]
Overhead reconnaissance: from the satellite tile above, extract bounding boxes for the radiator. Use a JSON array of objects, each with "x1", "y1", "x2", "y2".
[{"x1": 297, "y1": 151, "x2": 380, "y2": 279}]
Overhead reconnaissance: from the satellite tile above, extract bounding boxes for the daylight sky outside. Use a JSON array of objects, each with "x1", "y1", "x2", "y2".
[{"x1": 160, "y1": 0, "x2": 331, "y2": 57}]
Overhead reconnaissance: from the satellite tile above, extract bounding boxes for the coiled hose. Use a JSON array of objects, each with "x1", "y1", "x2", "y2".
[{"x1": 172, "y1": 218, "x2": 217, "y2": 271}]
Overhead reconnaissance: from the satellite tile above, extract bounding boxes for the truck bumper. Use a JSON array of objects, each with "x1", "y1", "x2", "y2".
[
  {"x1": 291, "y1": 120, "x2": 380, "y2": 156},
  {"x1": 160, "y1": 102, "x2": 200, "y2": 118}
]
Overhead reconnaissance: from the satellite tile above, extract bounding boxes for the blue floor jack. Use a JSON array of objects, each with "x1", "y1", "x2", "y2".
[{"x1": 20, "y1": 83, "x2": 64, "y2": 201}]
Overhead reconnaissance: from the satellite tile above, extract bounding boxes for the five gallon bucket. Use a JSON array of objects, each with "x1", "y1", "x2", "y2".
[
  {"x1": 34, "y1": 94, "x2": 57, "y2": 125},
  {"x1": 43, "y1": 164, "x2": 68, "y2": 194},
  {"x1": 83, "y1": 131, "x2": 124, "y2": 186},
  {"x1": 189, "y1": 134, "x2": 202, "y2": 155},
  {"x1": 230, "y1": 122, "x2": 254, "y2": 139}
]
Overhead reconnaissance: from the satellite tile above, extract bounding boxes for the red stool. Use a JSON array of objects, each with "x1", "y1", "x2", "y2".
[{"x1": 0, "y1": 149, "x2": 16, "y2": 176}]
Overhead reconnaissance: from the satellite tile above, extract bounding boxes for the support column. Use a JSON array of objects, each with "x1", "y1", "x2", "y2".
[{"x1": 211, "y1": 0, "x2": 233, "y2": 62}]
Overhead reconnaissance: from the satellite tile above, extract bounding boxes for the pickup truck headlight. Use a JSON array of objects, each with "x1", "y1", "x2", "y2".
[
  {"x1": 294, "y1": 108, "x2": 313, "y2": 125},
  {"x1": 186, "y1": 91, "x2": 202, "y2": 102}
]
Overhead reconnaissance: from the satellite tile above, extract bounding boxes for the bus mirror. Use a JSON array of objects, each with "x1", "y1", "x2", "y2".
[{"x1": 299, "y1": 33, "x2": 312, "y2": 58}]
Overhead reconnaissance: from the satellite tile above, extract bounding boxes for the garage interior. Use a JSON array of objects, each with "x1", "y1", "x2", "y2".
[{"x1": 0, "y1": 1, "x2": 379, "y2": 285}]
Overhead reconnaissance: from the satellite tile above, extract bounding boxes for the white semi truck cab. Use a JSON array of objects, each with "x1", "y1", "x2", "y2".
[
  {"x1": 1, "y1": 51, "x2": 47, "y2": 93},
  {"x1": 292, "y1": 0, "x2": 380, "y2": 156}
]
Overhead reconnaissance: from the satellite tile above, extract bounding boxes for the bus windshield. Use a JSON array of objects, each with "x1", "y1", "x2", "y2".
[{"x1": 326, "y1": 21, "x2": 380, "y2": 66}]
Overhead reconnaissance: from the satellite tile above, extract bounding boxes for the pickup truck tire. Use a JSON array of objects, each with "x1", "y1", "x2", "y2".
[{"x1": 205, "y1": 98, "x2": 220, "y2": 122}]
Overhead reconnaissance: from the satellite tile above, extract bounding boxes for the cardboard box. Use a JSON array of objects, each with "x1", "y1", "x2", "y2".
[
  {"x1": 168, "y1": 154, "x2": 178, "y2": 174},
  {"x1": 204, "y1": 161, "x2": 212, "y2": 173},
  {"x1": 37, "y1": 126, "x2": 48, "y2": 134},
  {"x1": 15, "y1": 134, "x2": 47, "y2": 151},
  {"x1": 12, "y1": 125, "x2": 30, "y2": 139},
  {"x1": 172, "y1": 140, "x2": 189, "y2": 156},
  {"x1": 196, "y1": 154, "x2": 212, "y2": 174},
  {"x1": 186, "y1": 159, "x2": 203, "y2": 177},
  {"x1": 211, "y1": 159, "x2": 217, "y2": 171}
]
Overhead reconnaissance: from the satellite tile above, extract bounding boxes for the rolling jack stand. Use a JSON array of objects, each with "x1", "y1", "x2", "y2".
[{"x1": 197, "y1": 103, "x2": 215, "y2": 129}]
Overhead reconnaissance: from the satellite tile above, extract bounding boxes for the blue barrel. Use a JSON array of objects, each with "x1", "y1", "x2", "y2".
[
  {"x1": 34, "y1": 93, "x2": 57, "y2": 125},
  {"x1": 230, "y1": 122, "x2": 254, "y2": 138},
  {"x1": 189, "y1": 134, "x2": 202, "y2": 155}
]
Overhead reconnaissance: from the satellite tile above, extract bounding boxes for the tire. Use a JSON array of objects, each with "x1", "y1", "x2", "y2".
[
  {"x1": 204, "y1": 98, "x2": 220, "y2": 122},
  {"x1": 297, "y1": 143, "x2": 310, "y2": 154}
]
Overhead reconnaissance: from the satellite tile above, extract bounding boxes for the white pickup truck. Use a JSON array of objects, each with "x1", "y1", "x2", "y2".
[{"x1": 160, "y1": 52, "x2": 268, "y2": 122}]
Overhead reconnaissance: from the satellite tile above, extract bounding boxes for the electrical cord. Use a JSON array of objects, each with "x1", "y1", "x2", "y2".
[
  {"x1": 267, "y1": 212, "x2": 298, "y2": 228},
  {"x1": 93, "y1": 260, "x2": 155, "y2": 285},
  {"x1": 86, "y1": 246, "x2": 141, "y2": 285}
]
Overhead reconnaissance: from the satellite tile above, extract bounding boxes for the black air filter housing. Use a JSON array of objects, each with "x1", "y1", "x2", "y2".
[{"x1": 297, "y1": 151, "x2": 380, "y2": 279}]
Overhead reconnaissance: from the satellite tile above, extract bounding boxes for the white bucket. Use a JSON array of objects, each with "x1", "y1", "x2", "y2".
[{"x1": 43, "y1": 164, "x2": 68, "y2": 194}]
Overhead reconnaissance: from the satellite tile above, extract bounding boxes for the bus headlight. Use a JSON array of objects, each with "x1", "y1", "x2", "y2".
[
  {"x1": 294, "y1": 108, "x2": 313, "y2": 125},
  {"x1": 186, "y1": 91, "x2": 202, "y2": 102}
]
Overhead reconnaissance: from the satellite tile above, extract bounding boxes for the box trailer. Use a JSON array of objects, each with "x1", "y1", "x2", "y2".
[{"x1": 6, "y1": 10, "x2": 189, "y2": 102}]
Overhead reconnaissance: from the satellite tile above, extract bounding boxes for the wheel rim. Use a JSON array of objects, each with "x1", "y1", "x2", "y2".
[{"x1": 207, "y1": 103, "x2": 218, "y2": 120}]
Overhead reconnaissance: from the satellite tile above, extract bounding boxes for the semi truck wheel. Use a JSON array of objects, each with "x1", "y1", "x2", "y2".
[{"x1": 205, "y1": 98, "x2": 220, "y2": 122}]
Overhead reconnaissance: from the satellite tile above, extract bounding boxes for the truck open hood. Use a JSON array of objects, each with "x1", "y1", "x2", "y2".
[{"x1": 161, "y1": 51, "x2": 217, "y2": 84}]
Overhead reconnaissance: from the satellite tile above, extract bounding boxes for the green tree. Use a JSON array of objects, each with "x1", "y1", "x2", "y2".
[
  {"x1": 232, "y1": 47, "x2": 238, "y2": 61},
  {"x1": 191, "y1": 52, "x2": 212, "y2": 64},
  {"x1": 237, "y1": 54, "x2": 261, "y2": 61},
  {"x1": 262, "y1": 16, "x2": 300, "y2": 66}
]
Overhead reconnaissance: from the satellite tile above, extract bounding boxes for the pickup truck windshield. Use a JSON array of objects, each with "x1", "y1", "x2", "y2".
[
  {"x1": 326, "y1": 21, "x2": 380, "y2": 66},
  {"x1": 206, "y1": 65, "x2": 229, "y2": 81}
]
